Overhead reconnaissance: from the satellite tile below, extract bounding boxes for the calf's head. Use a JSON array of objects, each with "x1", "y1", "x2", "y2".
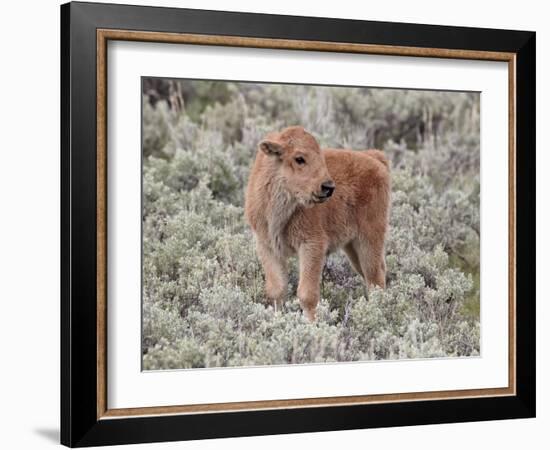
[{"x1": 259, "y1": 126, "x2": 335, "y2": 206}]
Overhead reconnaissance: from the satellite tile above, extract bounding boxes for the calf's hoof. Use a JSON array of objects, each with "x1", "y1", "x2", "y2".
[
  {"x1": 273, "y1": 298, "x2": 285, "y2": 312},
  {"x1": 303, "y1": 307, "x2": 317, "y2": 322}
]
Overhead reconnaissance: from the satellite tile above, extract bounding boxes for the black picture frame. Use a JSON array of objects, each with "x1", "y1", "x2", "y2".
[{"x1": 61, "y1": 1, "x2": 536, "y2": 447}]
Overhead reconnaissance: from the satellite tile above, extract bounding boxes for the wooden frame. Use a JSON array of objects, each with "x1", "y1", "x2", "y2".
[{"x1": 62, "y1": 1, "x2": 535, "y2": 447}]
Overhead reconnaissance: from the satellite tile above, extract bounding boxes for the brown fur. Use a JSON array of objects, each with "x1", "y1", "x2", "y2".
[{"x1": 244, "y1": 126, "x2": 390, "y2": 321}]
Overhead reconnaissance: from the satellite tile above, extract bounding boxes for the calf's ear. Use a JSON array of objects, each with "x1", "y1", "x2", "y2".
[{"x1": 259, "y1": 140, "x2": 284, "y2": 157}]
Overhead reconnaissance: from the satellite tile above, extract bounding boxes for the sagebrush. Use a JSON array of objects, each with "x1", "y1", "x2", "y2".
[{"x1": 141, "y1": 80, "x2": 480, "y2": 370}]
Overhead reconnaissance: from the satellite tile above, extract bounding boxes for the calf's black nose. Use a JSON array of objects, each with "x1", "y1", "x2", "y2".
[{"x1": 321, "y1": 180, "x2": 335, "y2": 197}]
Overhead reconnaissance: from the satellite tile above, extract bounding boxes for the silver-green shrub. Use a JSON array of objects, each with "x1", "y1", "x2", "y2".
[{"x1": 141, "y1": 80, "x2": 480, "y2": 369}]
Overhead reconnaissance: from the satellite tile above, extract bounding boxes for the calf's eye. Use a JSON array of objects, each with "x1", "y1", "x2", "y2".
[{"x1": 295, "y1": 156, "x2": 306, "y2": 165}]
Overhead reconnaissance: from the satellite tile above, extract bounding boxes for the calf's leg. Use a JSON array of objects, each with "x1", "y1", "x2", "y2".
[
  {"x1": 343, "y1": 241, "x2": 363, "y2": 277},
  {"x1": 297, "y1": 242, "x2": 326, "y2": 322},
  {"x1": 354, "y1": 235, "x2": 386, "y2": 289},
  {"x1": 256, "y1": 239, "x2": 287, "y2": 310}
]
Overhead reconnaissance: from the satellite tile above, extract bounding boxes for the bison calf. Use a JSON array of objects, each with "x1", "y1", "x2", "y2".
[{"x1": 245, "y1": 126, "x2": 390, "y2": 321}]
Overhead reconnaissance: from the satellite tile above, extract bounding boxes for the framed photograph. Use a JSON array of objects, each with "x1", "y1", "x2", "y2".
[{"x1": 60, "y1": 1, "x2": 536, "y2": 447}]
